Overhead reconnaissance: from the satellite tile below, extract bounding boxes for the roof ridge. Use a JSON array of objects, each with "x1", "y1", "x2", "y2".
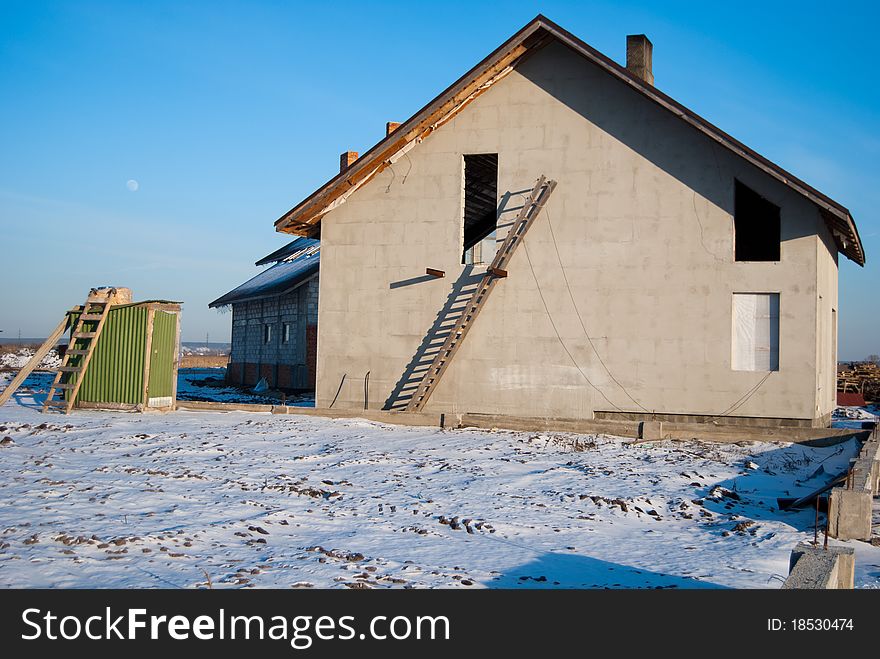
[{"x1": 273, "y1": 14, "x2": 864, "y2": 265}]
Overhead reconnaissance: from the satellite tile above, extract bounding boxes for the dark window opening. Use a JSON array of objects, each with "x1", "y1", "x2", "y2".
[
  {"x1": 734, "y1": 180, "x2": 780, "y2": 261},
  {"x1": 462, "y1": 153, "x2": 498, "y2": 264},
  {"x1": 263, "y1": 324, "x2": 272, "y2": 344}
]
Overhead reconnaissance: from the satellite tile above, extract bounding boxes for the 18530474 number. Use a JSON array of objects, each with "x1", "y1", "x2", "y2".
[{"x1": 768, "y1": 618, "x2": 854, "y2": 631}]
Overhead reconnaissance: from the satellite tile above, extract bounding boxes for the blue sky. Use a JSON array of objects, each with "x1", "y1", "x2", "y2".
[{"x1": 1, "y1": 1, "x2": 877, "y2": 358}]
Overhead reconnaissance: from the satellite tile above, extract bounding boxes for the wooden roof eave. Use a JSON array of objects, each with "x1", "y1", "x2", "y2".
[
  {"x1": 274, "y1": 14, "x2": 866, "y2": 266},
  {"x1": 274, "y1": 22, "x2": 549, "y2": 236}
]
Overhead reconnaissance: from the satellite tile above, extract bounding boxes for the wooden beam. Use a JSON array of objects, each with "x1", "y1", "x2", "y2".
[
  {"x1": 141, "y1": 307, "x2": 156, "y2": 408},
  {"x1": 0, "y1": 316, "x2": 69, "y2": 407},
  {"x1": 426, "y1": 268, "x2": 445, "y2": 278},
  {"x1": 276, "y1": 44, "x2": 528, "y2": 233},
  {"x1": 488, "y1": 267, "x2": 508, "y2": 278},
  {"x1": 170, "y1": 310, "x2": 182, "y2": 410}
]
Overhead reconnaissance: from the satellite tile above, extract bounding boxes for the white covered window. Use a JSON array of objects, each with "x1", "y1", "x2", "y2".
[{"x1": 732, "y1": 293, "x2": 779, "y2": 371}]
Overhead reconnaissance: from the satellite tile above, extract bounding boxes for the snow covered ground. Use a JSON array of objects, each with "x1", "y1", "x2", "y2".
[
  {"x1": 1, "y1": 372, "x2": 878, "y2": 589},
  {"x1": 177, "y1": 368, "x2": 315, "y2": 407},
  {"x1": 833, "y1": 404, "x2": 879, "y2": 430},
  {"x1": 0, "y1": 347, "x2": 61, "y2": 370}
]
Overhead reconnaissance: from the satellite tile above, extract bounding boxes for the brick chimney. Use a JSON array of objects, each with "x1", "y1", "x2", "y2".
[
  {"x1": 386, "y1": 121, "x2": 401, "y2": 136},
  {"x1": 626, "y1": 34, "x2": 653, "y2": 85},
  {"x1": 340, "y1": 150, "x2": 358, "y2": 173}
]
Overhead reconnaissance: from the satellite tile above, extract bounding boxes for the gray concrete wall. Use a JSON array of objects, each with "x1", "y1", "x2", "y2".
[
  {"x1": 816, "y1": 225, "x2": 839, "y2": 421},
  {"x1": 315, "y1": 41, "x2": 834, "y2": 423},
  {"x1": 229, "y1": 275, "x2": 318, "y2": 386}
]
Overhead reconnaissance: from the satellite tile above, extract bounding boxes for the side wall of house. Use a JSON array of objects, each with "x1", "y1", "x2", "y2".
[
  {"x1": 315, "y1": 41, "x2": 831, "y2": 423},
  {"x1": 816, "y1": 224, "x2": 839, "y2": 422},
  {"x1": 226, "y1": 275, "x2": 319, "y2": 389}
]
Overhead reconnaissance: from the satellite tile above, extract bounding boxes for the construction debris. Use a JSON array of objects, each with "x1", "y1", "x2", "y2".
[{"x1": 837, "y1": 361, "x2": 880, "y2": 402}]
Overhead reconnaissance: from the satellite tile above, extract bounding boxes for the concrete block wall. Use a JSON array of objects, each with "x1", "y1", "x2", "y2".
[
  {"x1": 227, "y1": 275, "x2": 319, "y2": 389},
  {"x1": 827, "y1": 432, "x2": 879, "y2": 540},
  {"x1": 314, "y1": 41, "x2": 835, "y2": 423},
  {"x1": 782, "y1": 542, "x2": 854, "y2": 589}
]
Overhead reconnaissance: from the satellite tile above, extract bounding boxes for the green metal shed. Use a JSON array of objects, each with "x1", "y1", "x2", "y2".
[{"x1": 66, "y1": 300, "x2": 182, "y2": 411}]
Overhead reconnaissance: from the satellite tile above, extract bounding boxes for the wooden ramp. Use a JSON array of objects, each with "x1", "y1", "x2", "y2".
[
  {"x1": 404, "y1": 176, "x2": 557, "y2": 412},
  {"x1": 0, "y1": 288, "x2": 119, "y2": 413},
  {"x1": 0, "y1": 317, "x2": 69, "y2": 408}
]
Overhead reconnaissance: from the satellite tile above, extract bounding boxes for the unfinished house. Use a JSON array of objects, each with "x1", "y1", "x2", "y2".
[
  {"x1": 272, "y1": 15, "x2": 864, "y2": 427},
  {"x1": 209, "y1": 237, "x2": 319, "y2": 390}
]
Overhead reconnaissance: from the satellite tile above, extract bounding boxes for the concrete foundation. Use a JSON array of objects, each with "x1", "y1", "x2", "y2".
[
  {"x1": 175, "y1": 401, "x2": 867, "y2": 445},
  {"x1": 596, "y1": 410, "x2": 833, "y2": 429},
  {"x1": 827, "y1": 489, "x2": 873, "y2": 541},
  {"x1": 638, "y1": 421, "x2": 663, "y2": 440},
  {"x1": 826, "y1": 432, "x2": 880, "y2": 541},
  {"x1": 783, "y1": 542, "x2": 854, "y2": 589}
]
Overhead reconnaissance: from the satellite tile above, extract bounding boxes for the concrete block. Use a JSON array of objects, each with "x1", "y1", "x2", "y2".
[
  {"x1": 638, "y1": 420, "x2": 663, "y2": 440},
  {"x1": 827, "y1": 488, "x2": 873, "y2": 541},
  {"x1": 783, "y1": 542, "x2": 854, "y2": 589}
]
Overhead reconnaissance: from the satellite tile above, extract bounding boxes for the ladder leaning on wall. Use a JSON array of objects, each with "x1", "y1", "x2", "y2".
[
  {"x1": 0, "y1": 288, "x2": 116, "y2": 413},
  {"x1": 404, "y1": 175, "x2": 557, "y2": 412},
  {"x1": 42, "y1": 289, "x2": 116, "y2": 413}
]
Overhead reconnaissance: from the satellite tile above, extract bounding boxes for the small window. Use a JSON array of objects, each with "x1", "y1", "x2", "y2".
[
  {"x1": 734, "y1": 181, "x2": 780, "y2": 261},
  {"x1": 462, "y1": 153, "x2": 498, "y2": 264},
  {"x1": 732, "y1": 293, "x2": 779, "y2": 371},
  {"x1": 282, "y1": 322, "x2": 291, "y2": 344},
  {"x1": 263, "y1": 324, "x2": 272, "y2": 344}
]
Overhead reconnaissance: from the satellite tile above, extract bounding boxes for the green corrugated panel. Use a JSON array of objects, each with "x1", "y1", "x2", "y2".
[
  {"x1": 67, "y1": 305, "x2": 147, "y2": 404},
  {"x1": 147, "y1": 311, "x2": 178, "y2": 400}
]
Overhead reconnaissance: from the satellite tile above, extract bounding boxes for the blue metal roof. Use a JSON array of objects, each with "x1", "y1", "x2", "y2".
[
  {"x1": 254, "y1": 236, "x2": 314, "y2": 266},
  {"x1": 209, "y1": 239, "x2": 319, "y2": 308}
]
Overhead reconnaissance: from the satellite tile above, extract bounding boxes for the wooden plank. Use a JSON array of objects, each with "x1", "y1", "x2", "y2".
[
  {"x1": 141, "y1": 307, "x2": 156, "y2": 407},
  {"x1": 72, "y1": 332, "x2": 97, "y2": 339},
  {"x1": 426, "y1": 268, "x2": 445, "y2": 278},
  {"x1": 276, "y1": 43, "x2": 529, "y2": 234},
  {"x1": 0, "y1": 316, "x2": 69, "y2": 407},
  {"x1": 487, "y1": 267, "x2": 508, "y2": 278},
  {"x1": 75, "y1": 401, "x2": 140, "y2": 411},
  {"x1": 170, "y1": 311, "x2": 182, "y2": 410},
  {"x1": 43, "y1": 312, "x2": 86, "y2": 411},
  {"x1": 176, "y1": 400, "x2": 276, "y2": 413},
  {"x1": 58, "y1": 296, "x2": 114, "y2": 413}
]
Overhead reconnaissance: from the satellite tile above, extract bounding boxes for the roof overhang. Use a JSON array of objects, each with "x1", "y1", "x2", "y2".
[{"x1": 274, "y1": 14, "x2": 865, "y2": 266}]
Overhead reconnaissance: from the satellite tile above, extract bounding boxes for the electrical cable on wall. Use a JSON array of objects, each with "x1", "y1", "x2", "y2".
[
  {"x1": 329, "y1": 374, "x2": 346, "y2": 409},
  {"x1": 541, "y1": 203, "x2": 652, "y2": 413},
  {"x1": 521, "y1": 237, "x2": 625, "y2": 413},
  {"x1": 706, "y1": 371, "x2": 774, "y2": 422},
  {"x1": 533, "y1": 196, "x2": 775, "y2": 423}
]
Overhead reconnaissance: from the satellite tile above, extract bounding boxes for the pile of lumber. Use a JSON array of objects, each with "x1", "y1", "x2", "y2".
[{"x1": 837, "y1": 361, "x2": 880, "y2": 402}]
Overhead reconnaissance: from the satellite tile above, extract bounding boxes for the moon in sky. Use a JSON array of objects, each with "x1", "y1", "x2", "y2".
[{"x1": 126, "y1": 179, "x2": 139, "y2": 192}]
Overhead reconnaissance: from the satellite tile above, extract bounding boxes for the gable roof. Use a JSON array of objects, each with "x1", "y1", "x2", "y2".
[
  {"x1": 274, "y1": 14, "x2": 864, "y2": 266},
  {"x1": 209, "y1": 238, "x2": 319, "y2": 308}
]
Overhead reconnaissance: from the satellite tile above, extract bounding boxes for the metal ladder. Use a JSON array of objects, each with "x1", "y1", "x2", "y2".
[
  {"x1": 405, "y1": 175, "x2": 557, "y2": 412},
  {"x1": 43, "y1": 289, "x2": 115, "y2": 413}
]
